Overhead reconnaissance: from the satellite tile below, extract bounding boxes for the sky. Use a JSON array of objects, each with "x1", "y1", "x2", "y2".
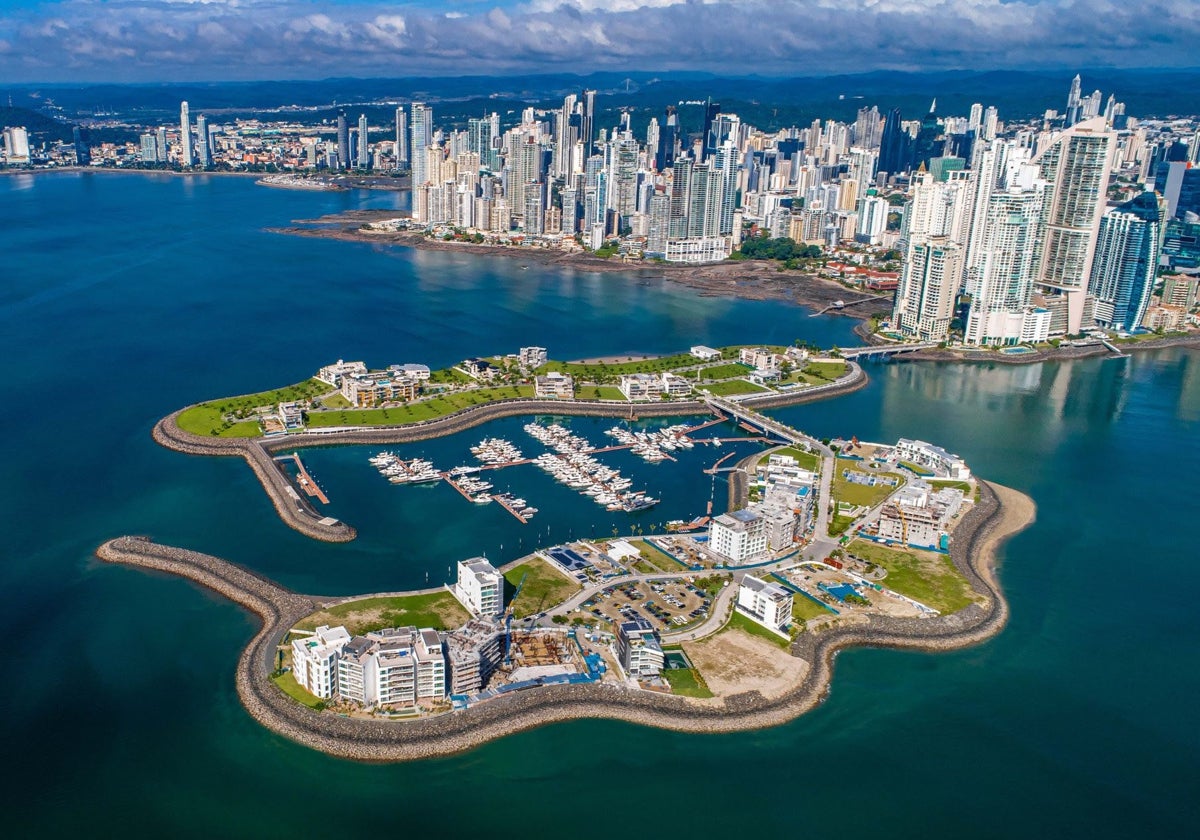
[{"x1": 0, "y1": 0, "x2": 1198, "y2": 84}]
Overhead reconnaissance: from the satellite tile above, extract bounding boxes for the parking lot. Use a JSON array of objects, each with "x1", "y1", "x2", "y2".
[{"x1": 579, "y1": 577, "x2": 714, "y2": 632}]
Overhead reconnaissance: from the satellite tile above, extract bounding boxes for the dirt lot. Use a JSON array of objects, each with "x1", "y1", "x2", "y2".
[{"x1": 683, "y1": 628, "x2": 808, "y2": 700}]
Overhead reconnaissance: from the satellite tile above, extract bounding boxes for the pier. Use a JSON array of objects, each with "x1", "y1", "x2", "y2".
[
  {"x1": 491, "y1": 494, "x2": 530, "y2": 523},
  {"x1": 275, "y1": 453, "x2": 329, "y2": 504}
]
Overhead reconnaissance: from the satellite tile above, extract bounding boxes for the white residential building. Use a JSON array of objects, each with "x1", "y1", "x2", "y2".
[
  {"x1": 445, "y1": 619, "x2": 504, "y2": 695},
  {"x1": 690, "y1": 345, "x2": 721, "y2": 361},
  {"x1": 737, "y1": 576, "x2": 793, "y2": 631},
  {"x1": 291, "y1": 625, "x2": 351, "y2": 699},
  {"x1": 738, "y1": 347, "x2": 778, "y2": 371},
  {"x1": 757, "y1": 503, "x2": 797, "y2": 551},
  {"x1": 661, "y1": 372, "x2": 693, "y2": 398},
  {"x1": 519, "y1": 346, "x2": 548, "y2": 368},
  {"x1": 616, "y1": 618, "x2": 664, "y2": 677},
  {"x1": 894, "y1": 438, "x2": 971, "y2": 480},
  {"x1": 618, "y1": 373, "x2": 664, "y2": 400},
  {"x1": 316, "y1": 359, "x2": 367, "y2": 387},
  {"x1": 534, "y1": 371, "x2": 574, "y2": 399},
  {"x1": 455, "y1": 558, "x2": 504, "y2": 618},
  {"x1": 708, "y1": 508, "x2": 768, "y2": 562}
]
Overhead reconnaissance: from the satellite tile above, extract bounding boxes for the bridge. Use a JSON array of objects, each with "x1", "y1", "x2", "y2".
[
  {"x1": 837, "y1": 342, "x2": 938, "y2": 360},
  {"x1": 702, "y1": 394, "x2": 816, "y2": 447}
]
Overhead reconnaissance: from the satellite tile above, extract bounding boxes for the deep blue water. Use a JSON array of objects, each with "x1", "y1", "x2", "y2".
[{"x1": 2, "y1": 172, "x2": 1196, "y2": 837}]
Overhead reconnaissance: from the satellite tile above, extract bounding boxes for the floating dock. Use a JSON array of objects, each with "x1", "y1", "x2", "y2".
[{"x1": 276, "y1": 454, "x2": 329, "y2": 505}]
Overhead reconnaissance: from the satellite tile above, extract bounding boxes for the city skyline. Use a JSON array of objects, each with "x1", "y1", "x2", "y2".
[{"x1": 2, "y1": 0, "x2": 1200, "y2": 83}]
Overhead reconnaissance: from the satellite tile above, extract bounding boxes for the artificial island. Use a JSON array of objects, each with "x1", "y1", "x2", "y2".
[{"x1": 98, "y1": 340, "x2": 1035, "y2": 761}]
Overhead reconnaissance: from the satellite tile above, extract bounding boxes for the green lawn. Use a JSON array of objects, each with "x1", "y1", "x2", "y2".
[
  {"x1": 320, "y1": 393, "x2": 352, "y2": 409},
  {"x1": 792, "y1": 594, "x2": 834, "y2": 622},
  {"x1": 630, "y1": 539, "x2": 682, "y2": 571},
  {"x1": 723, "y1": 609, "x2": 790, "y2": 649},
  {"x1": 304, "y1": 385, "x2": 535, "y2": 428},
  {"x1": 428, "y1": 367, "x2": 474, "y2": 384},
  {"x1": 928, "y1": 479, "x2": 972, "y2": 493},
  {"x1": 845, "y1": 539, "x2": 979, "y2": 614},
  {"x1": 829, "y1": 513, "x2": 858, "y2": 537},
  {"x1": 506, "y1": 559, "x2": 582, "y2": 618},
  {"x1": 759, "y1": 446, "x2": 820, "y2": 471},
  {"x1": 176, "y1": 377, "x2": 334, "y2": 437},
  {"x1": 701, "y1": 362, "x2": 754, "y2": 380},
  {"x1": 832, "y1": 459, "x2": 905, "y2": 508},
  {"x1": 898, "y1": 460, "x2": 935, "y2": 477},
  {"x1": 663, "y1": 667, "x2": 714, "y2": 698},
  {"x1": 271, "y1": 670, "x2": 324, "y2": 709},
  {"x1": 295, "y1": 591, "x2": 471, "y2": 635},
  {"x1": 703, "y1": 379, "x2": 771, "y2": 397},
  {"x1": 805, "y1": 361, "x2": 847, "y2": 379}
]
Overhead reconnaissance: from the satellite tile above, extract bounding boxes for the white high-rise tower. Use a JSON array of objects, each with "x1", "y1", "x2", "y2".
[{"x1": 179, "y1": 101, "x2": 194, "y2": 167}]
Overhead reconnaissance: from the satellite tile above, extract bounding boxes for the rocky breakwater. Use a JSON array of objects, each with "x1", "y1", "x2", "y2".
[
  {"x1": 153, "y1": 365, "x2": 866, "y2": 544},
  {"x1": 93, "y1": 479, "x2": 1032, "y2": 762},
  {"x1": 152, "y1": 411, "x2": 356, "y2": 543}
]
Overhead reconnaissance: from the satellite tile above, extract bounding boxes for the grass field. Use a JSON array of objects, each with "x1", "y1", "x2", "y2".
[
  {"x1": 295, "y1": 591, "x2": 471, "y2": 635},
  {"x1": 759, "y1": 446, "x2": 820, "y2": 471},
  {"x1": 701, "y1": 362, "x2": 753, "y2": 380},
  {"x1": 829, "y1": 513, "x2": 858, "y2": 537},
  {"x1": 703, "y1": 379, "x2": 771, "y2": 397},
  {"x1": 832, "y1": 458, "x2": 905, "y2": 508},
  {"x1": 176, "y1": 377, "x2": 334, "y2": 437},
  {"x1": 506, "y1": 559, "x2": 582, "y2": 618},
  {"x1": 630, "y1": 539, "x2": 683, "y2": 571},
  {"x1": 304, "y1": 385, "x2": 535, "y2": 428},
  {"x1": 929, "y1": 479, "x2": 972, "y2": 493},
  {"x1": 805, "y1": 361, "x2": 847, "y2": 379},
  {"x1": 846, "y1": 539, "x2": 978, "y2": 614},
  {"x1": 271, "y1": 670, "x2": 324, "y2": 709},
  {"x1": 663, "y1": 667, "x2": 714, "y2": 698},
  {"x1": 723, "y1": 609, "x2": 790, "y2": 649},
  {"x1": 792, "y1": 593, "x2": 834, "y2": 621}
]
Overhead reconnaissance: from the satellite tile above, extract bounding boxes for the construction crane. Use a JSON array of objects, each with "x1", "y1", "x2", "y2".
[{"x1": 503, "y1": 572, "x2": 528, "y2": 666}]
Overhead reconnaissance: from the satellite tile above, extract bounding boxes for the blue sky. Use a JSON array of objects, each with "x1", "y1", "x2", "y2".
[{"x1": 1, "y1": 0, "x2": 1198, "y2": 83}]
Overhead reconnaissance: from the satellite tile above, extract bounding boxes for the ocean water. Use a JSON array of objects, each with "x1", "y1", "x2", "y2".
[{"x1": 2, "y1": 172, "x2": 1196, "y2": 837}]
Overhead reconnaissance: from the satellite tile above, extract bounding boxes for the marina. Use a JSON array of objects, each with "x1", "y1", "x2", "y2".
[{"x1": 275, "y1": 453, "x2": 330, "y2": 504}]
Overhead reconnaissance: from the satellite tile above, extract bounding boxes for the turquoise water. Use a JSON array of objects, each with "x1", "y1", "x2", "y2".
[{"x1": 3, "y1": 173, "x2": 1197, "y2": 837}]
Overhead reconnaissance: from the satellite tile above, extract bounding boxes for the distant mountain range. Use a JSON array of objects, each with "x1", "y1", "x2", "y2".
[{"x1": 7, "y1": 69, "x2": 1200, "y2": 140}]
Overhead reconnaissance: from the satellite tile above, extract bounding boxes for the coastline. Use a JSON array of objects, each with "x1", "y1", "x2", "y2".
[
  {"x1": 93, "y1": 479, "x2": 1033, "y2": 762},
  {"x1": 152, "y1": 365, "x2": 869, "y2": 542},
  {"x1": 270, "y1": 213, "x2": 884, "y2": 319}
]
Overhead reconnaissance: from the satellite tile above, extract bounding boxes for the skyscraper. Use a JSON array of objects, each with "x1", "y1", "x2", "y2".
[
  {"x1": 1064, "y1": 74, "x2": 1083, "y2": 127},
  {"x1": 410, "y1": 103, "x2": 433, "y2": 185},
  {"x1": 701, "y1": 100, "x2": 721, "y2": 162},
  {"x1": 394, "y1": 106, "x2": 409, "y2": 170},
  {"x1": 195, "y1": 115, "x2": 212, "y2": 167},
  {"x1": 580, "y1": 90, "x2": 596, "y2": 158},
  {"x1": 179, "y1": 101, "x2": 194, "y2": 167},
  {"x1": 336, "y1": 110, "x2": 349, "y2": 171},
  {"x1": 877, "y1": 108, "x2": 911, "y2": 178},
  {"x1": 357, "y1": 114, "x2": 369, "y2": 169},
  {"x1": 1088, "y1": 191, "x2": 1162, "y2": 331},
  {"x1": 72, "y1": 126, "x2": 91, "y2": 166},
  {"x1": 657, "y1": 106, "x2": 679, "y2": 171},
  {"x1": 1033, "y1": 117, "x2": 1116, "y2": 335}
]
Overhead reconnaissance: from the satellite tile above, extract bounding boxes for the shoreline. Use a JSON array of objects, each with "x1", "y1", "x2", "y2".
[
  {"x1": 93, "y1": 479, "x2": 1033, "y2": 762},
  {"x1": 152, "y1": 365, "x2": 869, "y2": 542},
  {"x1": 270, "y1": 215, "x2": 883, "y2": 319}
]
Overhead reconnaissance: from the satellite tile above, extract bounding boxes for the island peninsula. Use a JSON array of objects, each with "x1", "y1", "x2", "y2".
[{"x1": 100, "y1": 341, "x2": 1035, "y2": 761}]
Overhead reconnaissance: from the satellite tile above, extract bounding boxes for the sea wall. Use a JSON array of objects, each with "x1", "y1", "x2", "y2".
[
  {"x1": 94, "y1": 478, "x2": 1032, "y2": 762},
  {"x1": 153, "y1": 364, "x2": 867, "y2": 542}
]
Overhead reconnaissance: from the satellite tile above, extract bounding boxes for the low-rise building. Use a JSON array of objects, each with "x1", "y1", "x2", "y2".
[
  {"x1": 618, "y1": 373, "x2": 664, "y2": 400},
  {"x1": 616, "y1": 618, "x2": 664, "y2": 677},
  {"x1": 316, "y1": 359, "x2": 367, "y2": 387},
  {"x1": 461, "y1": 358, "x2": 498, "y2": 381},
  {"x1": 875, "y1": 483, "x2": 964, "y2": 549},
  {"x1": 277, "y1": 402, "x2": 304, "y2": 431},
  {"x1": 389, "y1": 363, "x2": 431, "y2": 381},
  {"x1": 534, "y1": 371, "x2": 574, "y2": 399},
  {"x1": 894, "y1": 438, "x2": 971, "y2": 480},
  {"x1": 737, "y1": 576, "x2": 793, "y2": 631},
  {"x1": 708, "y1": 508, "x2": 768, "y2": 562},
  {"x1": 455, "y1": 557, "x2": 504, "y2": 618},
  {"x1": 445, "y1": 619, "x2": 504, "y2": 695},
  {"x1": 690, "y1": 345, "x2": 721, "y2": 361},
  {"x1": 332, "y1": 626, "x2": 447, "y2": 708},
  {"x1": 291, "y1": 624, "x2": 351, "y2": 699},
  {"x1": 519, "y1": 346, "x2": 548, "y2": 368},
  {"x1": 340, "y1": 372, "x2": 419, "y2": 407},
  {"x1": 757, "y1": 503, "x2": 797, "y2": 551},
  {"x1": 661, "y1": 372, "x2": 693, "y2": 398},
  {"x1": 739, "y1": 347, "x2": 780, "y2": 371}
]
